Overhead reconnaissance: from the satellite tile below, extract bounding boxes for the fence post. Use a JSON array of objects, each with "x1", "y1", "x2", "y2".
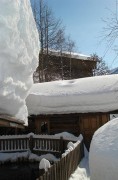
[
  {"x1": 29, "y1": 135, "x2": 33, "y2": 153},
  {"x1": 80, "y1": 140, "x2": 84, "y2": 159},
  {"x1": 60, "y1": 136, "x2": 64, "y2": 154}
]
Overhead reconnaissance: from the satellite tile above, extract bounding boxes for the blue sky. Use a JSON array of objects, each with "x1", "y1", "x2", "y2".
[{"x1": 31, "y1": 0, "x2": 118, "y2": 69}]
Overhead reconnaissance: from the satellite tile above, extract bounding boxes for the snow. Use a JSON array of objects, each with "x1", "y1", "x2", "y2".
[
  {"x1": 62, "y1": 139, "x2": 82, "y2": 158},
  {"x1": 46, "y1": 49, "x2": 91, "y2": 60},
  {"x1": 89, "y1": 117, "x2": 118, "y2": 180},
  {"x1": 55, "y1": 132, "x2": 81, "y2": 141},
  {"x1": 67, "y1": 142, "x2": 75, "y2": 149},
  {"x1": 69, "y1": 146, "x2": 90, "y2": 180},
  {"x1": 39, "y1": 158, "x2": 51, "y2": 172},
  {"x1": 29, "y1": 153, "x2": 59, "y2": 163},
  {"x1": 0, "y1": 132, "x2": 80, "y2": 140},
  {"x1": 0, "y1": 151, "x2": 29, "y2": 164},
  {"x1": 0, "y1": 0, "x2": 39, "y2": 125},
  {"x1": 61, "y1": 134, "x2": 83, "y2": 158},
  {"x1": 0, "y1": 151, "x2": 59, "y2": 164},
  {"x1": 26, "y1": 74, "x2": 118, "y2": 115}
]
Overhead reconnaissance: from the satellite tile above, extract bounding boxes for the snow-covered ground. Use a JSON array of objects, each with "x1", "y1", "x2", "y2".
[
  {"x1": 26, "y1": 74, "x2": 118, "y2": 115},
  {"x1": 89, "y1": 117, "x2": 118, "y2": 180},
  {"x1": 0, "y1": 0, "x2": 39, "y2": 125}
]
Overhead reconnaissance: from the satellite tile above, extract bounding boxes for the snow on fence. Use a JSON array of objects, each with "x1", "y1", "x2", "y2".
[
  {"x1": 38, "y1": 140, "x2": 84, "y2": 180},
  {"x1": 0, "y1": 134, "x2": 75, "y2": 157}
]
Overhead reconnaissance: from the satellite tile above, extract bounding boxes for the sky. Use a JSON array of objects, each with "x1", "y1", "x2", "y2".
[{"x1": 31, "y1": 0, "x2": 118, "y2": 69}]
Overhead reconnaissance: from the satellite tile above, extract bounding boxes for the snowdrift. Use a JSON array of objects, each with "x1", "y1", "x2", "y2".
[
  {"x1": 89, "y1": 117, "x2": 118, "y2": 180},
  {"x1": 0, "y1": 0, "x2": 39, "y2": 125}
]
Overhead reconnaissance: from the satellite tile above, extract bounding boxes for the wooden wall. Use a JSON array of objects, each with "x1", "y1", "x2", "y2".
[
  {"x1": 49, "y1": 115, "x2": 79, "y2": 135},
  {"x1": 28, "y1": 113, "x2": 109, "y2": 149},
  {"x1": 79, "y1": 113, "x2": 109, "y2": 149}
]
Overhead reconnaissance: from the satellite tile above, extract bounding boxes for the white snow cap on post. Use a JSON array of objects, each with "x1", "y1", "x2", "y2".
[
  {"x1": 0, "y1": 0, "x2": 39, "y2": 125},
  {"x1": 39, "y1": 158, "x2": 51, "y2": 172},
  {"x1": 67, "y1": 142, "x2": 75, "y2": 150}
]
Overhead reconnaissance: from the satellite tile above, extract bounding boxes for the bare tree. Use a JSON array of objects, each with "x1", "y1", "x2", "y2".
[
  {"x1": 55, "y1": 29, "x2": 66, "y2": 79},
  {"x1": 32, "y1": 0, "x2": 66, "y2": 82},
  {"x1": 101, "y1": 0, "x2": 118, "y2": 61},
  {"x1": 32, "y1": 0, "x2": 77, "y2": 82},
  {"x1": 91, "y1": 54, "x2": 110, "y2": 76},
  {"x1": 66, "y1": 36, "x2": 75, "y2": 79}
]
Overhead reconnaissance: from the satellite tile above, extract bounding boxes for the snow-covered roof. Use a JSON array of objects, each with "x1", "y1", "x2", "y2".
[
  {"x1": 26, "y1": 75, "x2": 118, "y2": 115},
  {"x1": 0, "y1": 114, "x2": 24, "y2": 129},
  {"x1": 46, "y1": 49, "x2": 91, "y2": 61}
]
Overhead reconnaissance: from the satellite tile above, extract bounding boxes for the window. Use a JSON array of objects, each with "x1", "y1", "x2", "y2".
[{"x1": 40, "y1": 119, "x2": 50, "y2": 134}]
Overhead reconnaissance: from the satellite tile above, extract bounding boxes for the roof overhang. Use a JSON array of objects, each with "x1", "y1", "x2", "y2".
[{"x1": 0, "y1": 114, "x2": 25, "y2": 129}]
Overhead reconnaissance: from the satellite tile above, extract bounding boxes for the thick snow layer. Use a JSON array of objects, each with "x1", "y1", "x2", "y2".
[
  {"x1": 89, "y1": 118, "x2": 118, "y2": 180},
  {"x1": 0, "y1": 0, "x2": 39, "y2": 125},
  {"x1": 26, "y1": 74, "x2": 118, "y2": 115}
]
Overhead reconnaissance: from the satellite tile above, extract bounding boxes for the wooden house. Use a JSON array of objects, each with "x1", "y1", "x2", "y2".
[
  {"x1": 26, "y1": 74, "x2": 118, "y2": 149},
  {"x1": 27, "y1": 113, "x2": 109, "y2": 149},
  {"x1": 33, "y1": 50, "x2": 97, "y2": 82}
]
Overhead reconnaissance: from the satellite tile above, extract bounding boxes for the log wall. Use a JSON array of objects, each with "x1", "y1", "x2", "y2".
[{"x1": 28, "y1": 113, "x2": 109, "y2": 149}]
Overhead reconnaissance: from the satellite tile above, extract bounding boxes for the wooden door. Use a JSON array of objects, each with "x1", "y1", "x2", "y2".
[{"x1": 79, "y1": 114, "x2": 108, "y2": 150}]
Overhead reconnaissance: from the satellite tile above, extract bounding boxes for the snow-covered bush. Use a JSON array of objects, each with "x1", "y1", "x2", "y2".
[
  {"x1": 89, "y1": 118, "x2": 118, "y2": 180},
  {"x1": 0, "y1": 0, "x2": 39, "y2": 125}
]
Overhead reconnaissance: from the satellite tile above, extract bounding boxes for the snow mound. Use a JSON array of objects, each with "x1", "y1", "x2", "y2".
[
  {"x1": 39, "y1": 158, "x2": 51, "y2": 172},
  {"x1": 89, "y1": 118, "x2": 118, "y2": 180},
  {"x1": 0, "y1": 0, "x2": 39, "y2": 125},
  {"x1": 0, "y1": 151, "x2": 29, "y2": 164},
  {"x1": 55, "y1": 132, "x2": 79, "y2": 141},
  {"x1": 26, "y1": 75, "x2": 118, "y2": 115},
  {"x1": 29, "y1": 153, "x2": 59, "y2": 162}
]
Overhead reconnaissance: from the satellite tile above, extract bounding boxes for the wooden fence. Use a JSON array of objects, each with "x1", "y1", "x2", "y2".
[
  {"x1": 0, "y1": 134, "x2": 76, "y2": 157},
  {"x1": 0, "y1": 136, "x2": 29, "y2": 152},
  {"x1": 39, "y1": 140, "x2": 84, "y2": 180}
]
